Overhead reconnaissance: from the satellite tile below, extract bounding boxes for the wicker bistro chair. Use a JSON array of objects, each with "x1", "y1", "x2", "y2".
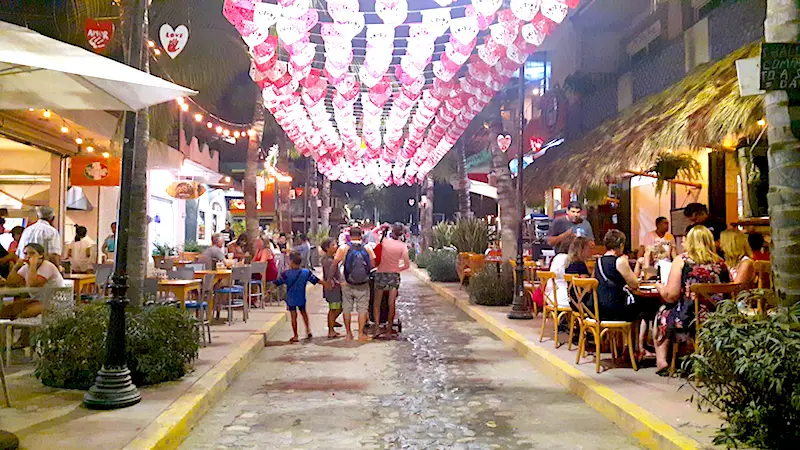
[
  {"x1": 669, "y1": 283, "x2": 744, "y2": 373},
  {"x1": 214, "y1": 266, "x2": 250, "y2": 325},
  {"x1": 1, "y1": 284, "x2": 75, "y2": 366},
  {"x1": 248, "y1": 262, "x2": 268, "y2": 308},
  {"x1": 573, "y1": 278, "x2": 638, "y2": 373},
  {"x1": 537, "y1": 271, "x2": 573, "y2": 348},
  {"x1": 457, "y1": 252, "x2": 473, "y2": 289},
  {"x1": 182, "y1": 273, "x2": 214, "y2": 346}
]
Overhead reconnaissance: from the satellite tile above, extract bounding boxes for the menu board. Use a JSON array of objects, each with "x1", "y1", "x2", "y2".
[
  {"x1": 670, "y1": 208, "x2": 693, "y2": 237},
  {"x1": 760, "y1": 43, "x2": 800, "y2": 91}
]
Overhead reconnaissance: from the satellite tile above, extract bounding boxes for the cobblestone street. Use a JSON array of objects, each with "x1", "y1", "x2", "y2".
[{"x1": 181, "y1": 274, "x2": 641, "y2": 449}]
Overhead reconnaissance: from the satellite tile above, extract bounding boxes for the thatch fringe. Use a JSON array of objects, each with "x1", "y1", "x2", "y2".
[{"x1": 524, "y1": 42, "x2": 763, "y2": 200}]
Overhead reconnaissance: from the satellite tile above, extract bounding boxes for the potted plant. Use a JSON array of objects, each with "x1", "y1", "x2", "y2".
[
  {"x1": 649, "y1": 152, "x2": 701, "y2": 195},
  {"x1": 152, "y1": 241, "x2": 177, "y2": 265}
]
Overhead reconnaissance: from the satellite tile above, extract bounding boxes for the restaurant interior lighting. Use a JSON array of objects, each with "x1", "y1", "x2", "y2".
[
  {"x1": 234, "y1": 131, "x2": 241, "y2": 138},
  {"x1": 206, "y1": 122, "x2": 213, "y2": 128},
  {"x1": 181, "y1": 103, "x2": 189, "y2": 112},
  {"x1": 757, "y1": 118, "x2": 766, "y2": 127},
  {"x1": 215, "y1": 126, "x2": 223, "y2": 134},
  {"x1": 42, "y1": 110, "x2": 51, "y2": 118},
  {"x1": 86, "y1": 145, "x2": 94, "y2": 153},
  {"x1": 224, "y1": 176, "x2": 231, "y2": 183},
  {"x1": 60, "y1": 126, "x2": 69, "y2": 133},
  {"x1": 75, "y1": 137, "x2": 83, "y2": 145},
  {"x1": 194, "y1": 113, "x2": 203, "y2": 122},
  {"x1": 222, "y1": 129, "x2": 230, "y2": 136},
  {"x1": 102, "y1": 152, "x2": 110, "y2": 158},
  {"x1": 28, "y1": 108, "x2": 34, "y2": 112}
]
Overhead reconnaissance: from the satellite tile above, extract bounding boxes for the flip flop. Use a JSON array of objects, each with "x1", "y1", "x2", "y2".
[
  {"x1": 288, "y1": 337, "x2": 299, "y2": 343},
  {"x1": 655, "y1": 367, "x2": 670, "y2": 377}
]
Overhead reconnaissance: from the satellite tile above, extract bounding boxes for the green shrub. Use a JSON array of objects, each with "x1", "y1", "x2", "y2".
[
  {"x1": 468, "y1": 263, "x2": 514, "y2": 306},
  {"x1": 182, "y1": 240, "x2": 206, "y2": 253},
  {"x1": 689, "y1": 296, "x2": 800, "y2": 449},
  {"x1": 33, "y1": 303, "x2": 200, "y2": 389},
  {"x1": 431, "y1": 222, "x2": 454, "y2": 249},
  {"x1": 152, "y1": 241, "x2": 177, "y2": 256},
  {"x1": 426, "y1": 248, "x2": 459, "y2": 282},
  {"x1": 408, "y1": 245, "x2": 417, "y2": 262},
  {"x1": 451, "y1": 218, "x2": 492, "y2": 254},
  {"x1": 416, "y1": 250, "x2": 433, "y2": 268}
]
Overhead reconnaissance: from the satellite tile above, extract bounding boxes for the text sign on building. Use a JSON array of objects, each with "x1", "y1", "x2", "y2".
[{"x1": 760, "y1": 43, "x2": 800, "y2": 91}]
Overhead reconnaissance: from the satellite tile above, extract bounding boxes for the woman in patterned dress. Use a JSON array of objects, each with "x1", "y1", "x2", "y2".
[{"x1": 654, "y1": 226, "x2": 729, "y2": 375}]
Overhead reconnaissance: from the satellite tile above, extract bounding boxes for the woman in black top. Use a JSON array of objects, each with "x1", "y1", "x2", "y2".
[{"x1": 589, "y1": 230, "x2": 640, "y2": 321}]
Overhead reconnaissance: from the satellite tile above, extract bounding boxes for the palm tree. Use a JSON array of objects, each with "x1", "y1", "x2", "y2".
[
  {"x1": 320, "y1": 177, "x2": 332, "y2": 235},
  {"x1": 243, "y1": 103, "x2": 264, "y2": 255},
  {"x1": 764, "y1": 0, "x2": 800, "y2": 306},
  {"x1": 487, "y1": 118, "x2": 519, "y2": 259},
  {"x1": 277, "y1": 136, "x2": 292, "y2": 233},
  {"x1": 309, "y1": 159, "x2": 319, "y2": 235},
  {"x1": 454, "y1": 142, "x2": 472, "y2": 219},
  {"x1": 421, "y1": 176, "x2": 434, "y2": 250}
]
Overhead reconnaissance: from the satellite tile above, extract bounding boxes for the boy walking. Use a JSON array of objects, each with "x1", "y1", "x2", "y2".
[
  {"x1": 320, "y1": 238, "x2": 343, "y2": 338},
  {"x1": 273, "y1": 251, "x2": 329, "y2": 343},
  {"x1": 333, "y1": 227, "x2": 375, "y2": 342}
]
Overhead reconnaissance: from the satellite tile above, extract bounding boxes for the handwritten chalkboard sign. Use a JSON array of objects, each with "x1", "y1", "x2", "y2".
[{"x1": 760, "y1": 43, "x2": 800, "y2": 91}]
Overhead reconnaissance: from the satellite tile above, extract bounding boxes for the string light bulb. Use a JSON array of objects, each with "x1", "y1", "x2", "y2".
[
  {"x1": 757, "y1": 118, "x2": 766, "y2": 127},
  {"x1": 194, "y1": 113, "x2": 203, "y2": 122},
  {"x1": 181, "y1": 103, "x2": 189, "y2": 112},
  {"x1": 147, "y1": 40, "x2": 156, "y2": 48},
  {"x1": 42, "y1": 110, "x2": 52, "y2": 118},
  {"x1": 224, "y1": 176, "x2": 231, "y2": 183},
  {"x1": 86, "y1": 145, "x2": 95, "y2": 153},
  {"x1": 60, "y1": 126, "x2": 69, "y2": 133},
  {"x1": 176, "y1": 97, "x2": 185, "y2": 105},
  {"x1": 101, "y1": 152, "x2": 110, "y2": 158},
  {"x1": 247, "y1": 129, "x2": 257, "y2": 137},
  {"x1": 206, "y1": 122, "x2": 213, "y2": 128},
  {"x1": 28, "y1": 108, "x2": 35, "y2": 112},
  {"x1": 153, "y1": 49, "x2": 161, "y2": 56},
  {"x1": 215, "y1": 126, "x2": 223, "y2": 134},
  {"x1": 223, "y1": 129, "x2": 230, "y2": 136},
  {"x1": 234, "y1": 131, "x2": 241, "y2": 138},
  {"x1": 75, "y1": 137, "x2": 83, "y2": 145}
]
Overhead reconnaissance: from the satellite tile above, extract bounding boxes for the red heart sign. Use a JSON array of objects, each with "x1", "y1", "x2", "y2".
[
  {"x1": 497, "y1": 134, "x2": 512, "y2": 152},
  {"x1": 84, "y1": 19, "x2": 114, "y2": 52}
]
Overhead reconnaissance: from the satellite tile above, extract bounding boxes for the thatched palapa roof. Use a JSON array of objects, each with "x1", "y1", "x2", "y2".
[{"x1": 524, "y1": 42, "x2": 763, "y2": 200}]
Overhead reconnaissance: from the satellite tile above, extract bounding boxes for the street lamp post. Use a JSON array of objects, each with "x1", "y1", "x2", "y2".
[
  {"x1": 508, "y1": 61, "x2": 533, "y2": 320},
  {"x1": 84, "y1": 0, "x2": 146, "y2": 409}
]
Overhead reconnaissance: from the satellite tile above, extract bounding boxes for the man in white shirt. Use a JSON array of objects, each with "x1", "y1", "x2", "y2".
[
  {"x1": 17, "y1": 206, "x2": 62, "y2": 267},
  {"x1": 639, "y1": 216, "x2": 677, "y2": 269}
]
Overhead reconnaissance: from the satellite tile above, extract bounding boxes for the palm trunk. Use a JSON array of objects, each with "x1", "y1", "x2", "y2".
[
  {"x1": 277, "y1": 137, "x2": 291, "y2": 233},
  {"x1": 489, "y1": 120, "x2": 519, "y2": 259},
  {"x1": 123, "y1": 2, "x2": 150, "y2": 305},
  {"x1": 422, "y1": 176, "x2": 434, "y2": 250},
  {"x1": 244, "y1": 104, "x2": 264, "y2": 255},
  {"x1": 765, "y1": 0, "x2": 800, "y2": 306},
  {"x1": 455, "y1": 142, "x2": 472, "y2": 218},
  {"x1": 309, "y1": 160, "x2": 319, "y2": 235},
  {"x1": 320, "y1": 177, "x2": 331, "y2": 235}
]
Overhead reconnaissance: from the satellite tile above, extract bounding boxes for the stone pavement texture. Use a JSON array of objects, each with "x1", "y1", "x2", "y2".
[
  {"x1": 0, "y1": 305, "x2": 286, "y2": 450},
  {"x1": 416, "y1": 271, "x2": 723, "y2": 448},
  {"x1": 181, "y1": 273, "x2": 641, "y2": 449}
]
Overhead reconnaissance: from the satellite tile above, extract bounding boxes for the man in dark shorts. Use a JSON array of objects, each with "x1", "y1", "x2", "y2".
[{"x1": 372, "y1": 223, "x2": 410, "y2": 338}]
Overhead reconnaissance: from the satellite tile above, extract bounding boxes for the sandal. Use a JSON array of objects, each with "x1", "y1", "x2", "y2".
[
  {"x1": 655, "y1": 367, "x2": 670, "y2": 377},
  {"x1": 288, "y1": 337, "x2": 299, "y2": 343}
]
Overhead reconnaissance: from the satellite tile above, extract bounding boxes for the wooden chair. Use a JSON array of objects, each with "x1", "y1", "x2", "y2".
[
  {"x1": 573, "y1": 278, "x2": 638, "y2": 373},
  {"x1": 586, "y1": 258, "x2": 597, "y2": 277},
  {"x1": 670, "y1": 283, "x2": 743, "y2": 372},
  {"x1": 523, "y1": 261, "x2": 540, "y2": 316},
  {"x1": 248, "y1": 262, "x2": 268, "y2": 308},
  {"x1": 467, "y1": 254, "x2": 486, "y2": 279},
  {"x1": 457, "y1": 252, "x2": 473, "y2": 289},
  {"x1": 564, "y1": 274, "x2": 582, "y2": 351},
  {"x1": 537, "y1": 271, "x2": 572, "y2": 348},
  {"x1": 754, "y1": 260, "x2": 771, "y2": 290}
]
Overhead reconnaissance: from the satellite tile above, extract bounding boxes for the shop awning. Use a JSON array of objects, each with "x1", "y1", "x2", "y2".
[
  {"x1": 524, "y1": 42, "x2": 763, "y2": 199},
  {"x1": 0, "y1": 21, "x2": 196, "y2": 110}
]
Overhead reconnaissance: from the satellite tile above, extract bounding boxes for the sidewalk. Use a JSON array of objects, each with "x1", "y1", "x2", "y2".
[
  {"x1": 0, "y1": 304, "x2": 288, "y2": 450},
  {"x1": 409, "y1": 266, "x2": 723, "y2": 450}
]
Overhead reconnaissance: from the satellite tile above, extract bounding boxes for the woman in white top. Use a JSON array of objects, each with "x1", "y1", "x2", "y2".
[
  {"x1": 65, "y1": 226, "x2": 96, "y2": 273},
  {"x1": 0, "y1": 242, "x2": 65, "y2": 322},
  {"x1": 547, "y1": 236, "x2": 575, "y2": 308},
  {"x1": 720, "y1": 229, "x2": 755, "y2": 287}
]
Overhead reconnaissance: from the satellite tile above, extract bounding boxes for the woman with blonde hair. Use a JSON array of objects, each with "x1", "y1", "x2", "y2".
[
  {"x1": 654, "y1": 226, "x2": 730, "y2": 374},
  {"x1": 720, "y1": 229, "x2": 755, "y2": 286}
]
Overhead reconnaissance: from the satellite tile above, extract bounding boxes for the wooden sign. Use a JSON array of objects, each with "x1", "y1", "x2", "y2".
[
  {"x1": 760, "y1": 43, "x2": 800, "y2": 91},
  {"x1": 71, "y1": 156, "x2": 121, "y2": 186}
]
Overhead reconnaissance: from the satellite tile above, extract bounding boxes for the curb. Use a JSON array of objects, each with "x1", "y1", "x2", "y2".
[
  {"x1": 122, "y1": 312, "x2": 288, "y2": 450},
  {"x1": 410, "y1": 266, "x2": 703, "y2": 450}
]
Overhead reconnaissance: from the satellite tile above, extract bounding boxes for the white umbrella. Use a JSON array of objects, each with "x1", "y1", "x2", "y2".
[{"x1": 0, "y1": 21, "x2": 196, "y2": 111}]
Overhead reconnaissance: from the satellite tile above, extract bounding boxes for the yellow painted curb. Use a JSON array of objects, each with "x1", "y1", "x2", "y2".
[
  {"x1": 410, "y1": 266, "x2": 703, "y2": 450},
  {"x1": 122, "y1": 312, "x2": 288, "y2": 450}
]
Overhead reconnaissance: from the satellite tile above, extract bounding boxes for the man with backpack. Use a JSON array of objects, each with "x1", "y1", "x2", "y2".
[{"x1": 333, "y1": 227, "x2": 376, "y2": 342}]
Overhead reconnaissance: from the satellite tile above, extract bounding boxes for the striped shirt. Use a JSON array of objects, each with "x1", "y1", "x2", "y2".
[{"x1": 17, "y1": 220, "x2": 62, "y2": 258}]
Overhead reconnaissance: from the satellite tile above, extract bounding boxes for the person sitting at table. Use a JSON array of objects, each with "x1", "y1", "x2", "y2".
[
  {"x1": 654, "y1": 226, "x2": 730, "y2": 375},
  {"x1": 589, "y1": 230, "x2": 640, "y2": 321},
  {"x1": 253, "y1": 237, "x2": 278, "y2": 281},
  {"x1": 6, "y1": 226, "x2": 24, "y2": 256},
  {"x1": 199, "y1": 234, "x2": 227, "y2": 269},
  {"x1": 227, "y1": 234, "x2": 248, "y2": 260},
  {"x1": 747, "y1": 232, "x2": 770, "y2": 261},
  {"x1": 0, "y1": 242, "x2": 65, "y2": 320},
  {"x1": 64, "y1": 225, "x2": 95, "y2": 273},
  {"x1": 548, "y1": 235, "x2": 576, "y2": 308},
  {"x1": 720, "y1": 229, "x2": 755, "y2": 287},
  {"x1": 638, "y1": 216, "x2": 677, "y2": 269}
]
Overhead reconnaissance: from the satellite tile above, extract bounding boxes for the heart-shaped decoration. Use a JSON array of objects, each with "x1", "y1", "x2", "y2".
[
  {"x1": 432, "y1": 61, "x2": 457, "y2": 82},
  {"x1": 291, "y1": 42, "x2": 316, "y2": 68},
  {"x1": 84, "y1": 19, "x2": 114, "y2": 52},
  {"x1": 521, "y1": 22, "x2": 546, "y2": 45},
  {"x1": 511, "y1": 0, "x2": 540, "y2": 21},
  {"x1": 249, "y1": 61, "x2": 268, "y2": 83},
  {"x1": 335, "y1": 12, "x2": 365, "y2": 38},
  {"x1": 277, "y1": 18, "x2": 305, "y2": 45},
  {"x1": 472, "y1": 0, "x2": 502, "y2": 17},
  {"x1": 265, "y1": 61, "x2": 289, "y2": 82},
  {"x1": 320, "y1": 23, "x2": 346, "y2": 42},
  {"x1": 422, "y1": 7, "x2": 451, "y2": 37},
  {"x1": 366, "y1": 24, "x2": 395, "y2": 44},
  {"x1": 159, "y1": 24, "x2": 189, "y2": 59},
  {"x1": 449, "y1": 16, "x2": 479, "y2": 44},
  {"x1": 359, "y1": 65, "x2": 383, "y2": 88},
  {"x1": 324, "y1": 61, "x2": 347, "y2": 84},
  {"x1": 541, "y1": 0, "x2": 569, "y2": 24},
  {"x1": 242, "y1": 26, "x2": 269, "y2": 49},
  {"x1": 281, "y1": 0, "x2": 309, "y2": 19},
  {"x1": 507, "y1": 43, "x2": 529, "y2": 64},
  {"x1": 400, "y1": 57, "x2": 423, "y2": 78},
  {"x1": 490, "y1": 22, "x2": 518, "y2": 47},
  {"x1": 478, "y1": 38, "x2": 504, "y2": 66},
  {"x1": 222, "y1": 0, "x2": 243, "y2": 25},
  {"x1": 253, "y1": 2, "x2": 281, "y2": 29},
  {"x1": 327, "y1": 0, "x2": 360, "y2": 21},
  {"x1": 497, "y1": 134, "x2": 512, "y2": 152},
  {"x1": 443, "y1": 43, "x2": 469, "y2": 66},
  {"x1": 376, "y1": 0, "x2": 408, "y2": 26},
  {"x1": 252, "y1": 35, "x2": 278, "y2": 63}
]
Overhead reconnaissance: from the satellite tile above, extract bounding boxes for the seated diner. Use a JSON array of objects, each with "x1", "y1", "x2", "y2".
[
  {"x1": 548, "y1": 236, "x2": 576, "y2": 308},
  {"x1": 654, "y1": 226, "x2": 730, "y2": 375},
  {"x1": 588, "y1": 230, "x2": 640, "y2": 321},
  {"x1": 720, "y1": 229, "x2": 755, "y2": 287},
  {"x1": 0, "y1": 242, "x2": 65, "y2": 320}
]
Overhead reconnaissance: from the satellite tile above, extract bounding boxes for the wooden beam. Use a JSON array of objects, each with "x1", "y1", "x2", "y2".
[{"x1": 625, "y1": 170, "x2": 702, "y2": 188}]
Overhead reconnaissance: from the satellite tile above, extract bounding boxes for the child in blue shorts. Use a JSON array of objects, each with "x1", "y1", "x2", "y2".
[{"x1": 273, "y1": 251, "x2": 329, "y2": 343}]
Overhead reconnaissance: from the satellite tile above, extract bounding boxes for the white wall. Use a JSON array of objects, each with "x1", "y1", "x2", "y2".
[{"x1": 630, "y1": 176, "x2": 671, "y2": 249}]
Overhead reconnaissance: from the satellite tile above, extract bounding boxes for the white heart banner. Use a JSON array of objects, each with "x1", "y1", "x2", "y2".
[
  {"x1": 253, "y1": 2, "x2": 281, "y2": 29},
  {"x1": 159, "y1": 24, "x2": 189, "y2": 59}
]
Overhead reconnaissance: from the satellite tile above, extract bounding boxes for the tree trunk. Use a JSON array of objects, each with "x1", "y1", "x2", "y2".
[
  {"x1": 244, "y1": 103, "x2": 264, "y2": 255},
  {"x1": 489, "y1": 120, "x2": 519, "y2": 259},
  {"x1": 277, "y1": 137, "x2": 291, "y2": 233},
  {"x1": 123, "y1": 1, "x2": 150, "y2": 306},
  {"x1": 309, "y1": 160, "x2": 318, "y2": 236},
  {"x1": 455, "y1": 142, "x2": 472, "y2": 218},
  {"x1": 765, "y1": 0, "x2": 800, "y2": 306},
  {"x1": 320, "y1": 177, "x2": 331, "y2": 236},
  {"x1": 421, "y1": 176, "x2": 434, "y2": 250}
]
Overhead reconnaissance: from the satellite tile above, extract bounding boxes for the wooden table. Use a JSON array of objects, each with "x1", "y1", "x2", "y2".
[
  {"x1": 64, "y1": 273, "x2": 96, "y2": 301},
  {"x1": 157, "y1": 279, "x2": 201, "y2": 311},
  {"x1": 173, "y1": 260, "x2": 197, "y2": 268},
  {"x1": 193, "y1": 270, "x2": 232, "y2": 315},
  {"x1": 632, "y1": 282, "x2": 662, "y2": 299}
]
